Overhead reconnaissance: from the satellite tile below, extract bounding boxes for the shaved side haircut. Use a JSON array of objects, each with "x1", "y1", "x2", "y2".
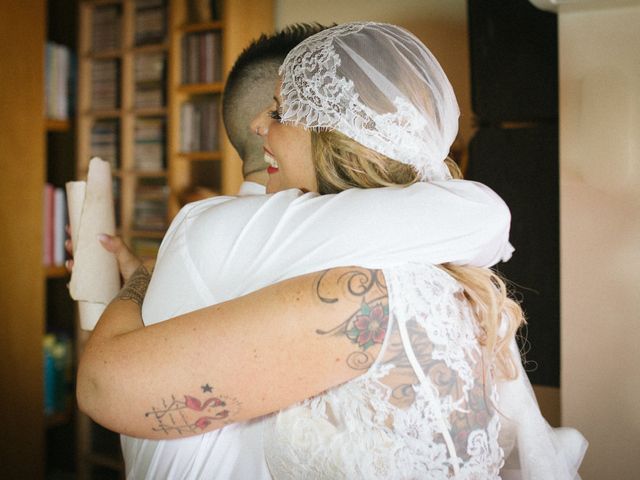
[{"x1": 222, "y1": 23, "x2": 330, "y2": 177}]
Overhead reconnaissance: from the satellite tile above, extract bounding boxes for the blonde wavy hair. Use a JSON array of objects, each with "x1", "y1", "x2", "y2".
[{"x1": 311, "y1": 129, "x2": 525, "y2": 380}]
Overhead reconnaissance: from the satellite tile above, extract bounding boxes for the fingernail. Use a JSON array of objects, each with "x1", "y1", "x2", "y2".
[
  {"x1": 97, "y1": 233, "x2": 110, "y2": 243},
  {"x1": 65, "y1": 260, "x2": 71, "y2": 269}
]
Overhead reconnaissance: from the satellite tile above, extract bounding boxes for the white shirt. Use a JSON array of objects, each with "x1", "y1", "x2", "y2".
[{"x1": 122, "y1": 181, "x2": 514, "y2": 479}]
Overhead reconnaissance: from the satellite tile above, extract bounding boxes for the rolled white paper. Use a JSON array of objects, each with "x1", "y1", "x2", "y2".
[{"x1": 66, "y1": 157, "x2": 120, "y2": 330}]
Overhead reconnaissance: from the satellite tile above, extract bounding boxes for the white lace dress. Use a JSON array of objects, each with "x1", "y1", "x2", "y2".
[{"x1": 264, "y1": 263, "x2": 504, "y2": 479}]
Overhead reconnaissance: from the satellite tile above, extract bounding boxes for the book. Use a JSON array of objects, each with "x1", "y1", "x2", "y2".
[
  {"x1": 180, "y1": 95, "x2": 219, "y2": 152},
  {"x1": 133, "y1": 177, "x2": 168, "y2": 231},
  {"x1": 92, "y1": 5, "x2": 121, "y2": 52},
  {"x1": 134, "y1": 52, "x2": 166, "y2": 108},
  {"x1": 53, "y1": 188, "x2": 66, "y2": 266},
  {"x1": 43, "y1": 184, "x2": 67, "y2": 267},
  {"x1": 135, "y1": 117, "x2": 165, "y2": 171},
  {"x1": 186, "y1": 0, "x2": 221, "y2": 22},
  {"x1": 91, "y1": 60, "x2": 120, "y2": 110},
  {"x1": 45, "y1": 42, "x2": 72, "y2": 120},
  {"x1": 91, "y1": 120, "x2": 119, "y2": 169},
  {"x1": 135, "y1": 0, "x2": 166, "y2": 46},
  {"x1": 182, "y1": 31, "x2": 221, "y2": 84},
  {"x1": 43, "y1": 183, "x2": 54, "y2": 265}
]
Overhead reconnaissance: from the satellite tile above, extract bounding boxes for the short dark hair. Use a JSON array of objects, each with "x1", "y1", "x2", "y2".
[
  {"x1": 224, "y1": 23, "x2": 329, "y2": 103},
  {"x1": 222, "y1": 23, "x2": 330, "y2": 176}
]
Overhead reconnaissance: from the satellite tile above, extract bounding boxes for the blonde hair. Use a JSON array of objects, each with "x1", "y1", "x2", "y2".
[{"x1": 311, "y1": 129, "x2": 525, "y2": 380}]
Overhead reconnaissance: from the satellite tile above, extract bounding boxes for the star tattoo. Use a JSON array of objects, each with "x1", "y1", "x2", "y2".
[{"x1": 201, "y1": 383, "x2": 213, "y2": 393}]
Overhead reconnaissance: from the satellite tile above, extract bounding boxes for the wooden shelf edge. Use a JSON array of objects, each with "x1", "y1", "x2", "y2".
[
  {"x1": 132, "y1": 42, "x2": 169, "y2": 54},
  {"x1": 87, "y1": 0, "x2": 124, "y2": 7},
  {"x1": 178, "y1": 82, "x2": 224, "y2": 95},
  {"x1": 46, "y1": 119, "x2": 71, "y2": 132},
  {"x1": 134, "y1": 107, "x2": 167, "y2": 117},
  {"x1": 179, "y1": 20, "x2": 223, "y2": 34},
  {"x1": 84, "y1": 109, "x2": 122, "y2": 119},
  {"x1": 129, "y1": 229, "x2": 166, "y2": 239},
  {"x1": 125, "y1": 169, "x2": 168, "y2": 177},
  {"x1": 45, "y1": 265, "x2": 69, "y2": 278},
  {"x1": 175, "y1": 151, "x2": 222, "y2": 161},
  {"x1": 85, "y1": 48, "x2": 123, "y2": 60}
]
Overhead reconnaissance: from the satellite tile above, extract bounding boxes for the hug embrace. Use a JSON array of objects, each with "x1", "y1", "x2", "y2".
[{"x1": 75, "y1": 22, "x2": 587, "y2": 479}]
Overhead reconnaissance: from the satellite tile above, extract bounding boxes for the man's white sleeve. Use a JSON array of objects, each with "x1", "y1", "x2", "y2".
[{"x1": 153, "y1": 180, "x2": 513, "y2": 307}]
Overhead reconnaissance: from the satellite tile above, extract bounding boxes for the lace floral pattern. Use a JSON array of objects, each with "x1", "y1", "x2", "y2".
[
  {"x1": 278, "y1": 22, "x2": 457, "y2": 181},
  {"x1": 264, "y1": 264, "x2": 503, "y2": 479}
]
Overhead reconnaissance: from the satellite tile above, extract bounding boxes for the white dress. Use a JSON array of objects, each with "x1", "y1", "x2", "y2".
[{"x1": 265, "y1": 263, "x2": 504, "y2": 479}]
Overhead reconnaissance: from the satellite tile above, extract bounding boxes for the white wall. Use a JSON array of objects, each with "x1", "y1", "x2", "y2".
[
  {"x1": 274, "y1": 0, "x2": 473, "y2": 151},
  {"x1": 559, "y1": 4, "x2": 640, "y2": 479}
]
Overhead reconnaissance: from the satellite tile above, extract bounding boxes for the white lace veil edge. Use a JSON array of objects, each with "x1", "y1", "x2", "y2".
[{"x1": 498, "y1": 339, "x2": 588, "y2": 479}]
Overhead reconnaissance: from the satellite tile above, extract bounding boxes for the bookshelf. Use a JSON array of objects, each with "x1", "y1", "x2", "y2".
[
  {"x1": 168, "y1": 0, "x2": 275, "y2": 216},
  {"x1": 73, "y1": 0, "x2": 273, "y2": 477},
  {"x1": 44, "y1": 1, "x2": 78, "y2": 479},
  {"x1": 0, "y1": 1, "x2": 46, "y2": 477},
  {"x1": 0, "y1": 0, "x2": 80, "y2": 477},
  {"x1": 77, "y1": 0, "x2": 169, "y2": 264},
  {"x1": 78, "y1": 0, "x2": 273, "y2": 258}
]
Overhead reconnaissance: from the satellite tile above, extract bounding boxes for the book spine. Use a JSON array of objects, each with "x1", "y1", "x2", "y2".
[
  {"x1": 53, "y1": 188, "x2": 66, "y2": 266},
  {"x1": 43, "y1": 183, "x2": 55, "y2": 266}
]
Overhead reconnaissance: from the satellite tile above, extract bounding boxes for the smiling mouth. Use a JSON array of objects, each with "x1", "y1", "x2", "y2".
[{"x1": 264, "y1": 150, "x2": 279, "y2": 171}]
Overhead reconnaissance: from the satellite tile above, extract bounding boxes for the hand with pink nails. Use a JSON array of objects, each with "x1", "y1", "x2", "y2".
[
  {"x1": 64, "y1": 226, "x2": 147, "y2": 284},
  {"x1": 96, "y1": 234, "x2": 144, "y2": 283}
]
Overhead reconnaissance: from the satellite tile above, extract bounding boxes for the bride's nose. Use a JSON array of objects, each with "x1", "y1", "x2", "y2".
[{"x1": 249, "y1": 111, "x2": 270, "y2": 137}]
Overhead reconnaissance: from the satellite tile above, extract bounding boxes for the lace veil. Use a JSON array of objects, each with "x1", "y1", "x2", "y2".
[{"x1": 278, "y1": 22, "x2": 459, "y2": 181}]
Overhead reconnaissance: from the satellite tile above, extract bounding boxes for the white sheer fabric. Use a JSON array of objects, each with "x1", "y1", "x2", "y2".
[
  {"x1": 498, "y1": 340, "x2": 588, "y2": 479},
  {"x1": 264, "y1": 263, "x2": 587, "y2": 479},
  {"x1": 279, "y1": 22, "x2": 459, "y2": 181},
  {"x1": 265, "y1": 264, "x2": 503, "y2": 478}
]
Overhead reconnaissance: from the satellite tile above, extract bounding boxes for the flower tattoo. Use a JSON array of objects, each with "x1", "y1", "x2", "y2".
[
  {"x1": 314, "y1": 268, "x2": 389, "y2": 369},
  {"x1": 347, "y1": 301, "x2": 389, "y2": 350}
]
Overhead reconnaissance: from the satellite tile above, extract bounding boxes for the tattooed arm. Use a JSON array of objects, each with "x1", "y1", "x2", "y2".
[{"x1": 77, "y1": 267, "x2": 388, "y2": 440}]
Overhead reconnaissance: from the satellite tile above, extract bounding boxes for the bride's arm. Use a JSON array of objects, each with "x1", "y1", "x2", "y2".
[{"x1": 77, "y1": 264, "x2": 388, "y2": 440}]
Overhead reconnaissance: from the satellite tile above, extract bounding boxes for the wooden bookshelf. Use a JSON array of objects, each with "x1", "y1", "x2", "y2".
[
  {"x1": 78, "y1": 0, "x2": 168, "y2": 259},
  {"x1": 167, "y1": 0, "x2": 273, "y2": 218},
  {"x1": 47, "y1": 118, "x2": 72, "y2": 132},
  {"x1": 0, "y1": 1, "x2": 46, "y2": 477},
  {"x1": 0, "y1": 0, "x2": 81, "y2": 477},
  {"x1": 43, "y1": 3, "x2": 79, "y2": 480},
  {"x1": 77, "y1": 0, "x2": 274, "y2": 248},
  {"x1": 73, "y1": 1, "x2": 273, "y2": 476}
]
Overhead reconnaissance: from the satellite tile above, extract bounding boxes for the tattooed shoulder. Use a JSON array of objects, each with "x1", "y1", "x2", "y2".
[{"x1": 314, "y1": 268, "x2": 389, "y2": 370}]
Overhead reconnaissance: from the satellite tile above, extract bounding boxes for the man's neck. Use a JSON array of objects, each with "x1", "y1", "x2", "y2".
[{"x1": 243, "y1": 170, "x2": 268, "y2": 186}]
